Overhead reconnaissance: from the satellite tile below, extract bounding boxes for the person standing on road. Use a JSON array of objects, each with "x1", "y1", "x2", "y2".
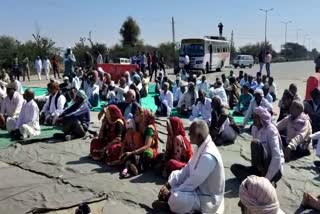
[
  {"x1": 96, "y1": 52, "x2": 103, "y2": 64},
  {"x1": 43, "y1": 56, "x2": 52, "y2": 80},
  {"x1": 35, "y1": 56, "x2": 42, "y2": 81},
  {"x1": 258, "y1": 50, "x2": 265, "y2": 73},
  {"x1": 64, "y1": 47, "x2": 76, "y2": 80},
  {"x1": 150, "y1": 51, "x2": 159, "y2": 82},
  {"x1": 140, "y1": 52, "x2": 146, "y2": 74},
  {"x1": 147, "y1": 52, "x2": 152, "y2": 75},
  {"x1": 22, "y1": 56, "x2": 30, "y2": 82},
  {"x1": 52, "y1": 55, "x2": 61, "y2": 79},
  {"x1": 314, "y1": 54, "x2": 320, "y2": 73},
  {"x1": 265, "y1": 51, "x2": 272, "y2": 77}
]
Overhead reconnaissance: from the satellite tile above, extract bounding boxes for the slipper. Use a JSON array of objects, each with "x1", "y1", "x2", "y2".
[{"x1": 120, "y1": 168, "x2": 131, "y2": 179}]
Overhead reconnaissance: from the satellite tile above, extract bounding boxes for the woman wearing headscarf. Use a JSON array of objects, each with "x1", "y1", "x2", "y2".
[
  {"x1": 231, "y1": 106, "x2": 284, "y2": 186},
  {"x1": 155, "y1": 117, "x2": 193, "y2": 177},
  {"x1": 239, "y1": 175, "x2": 285, "y2": 214},
  {"x1": 90, "y1": 105, "x2": 126, "y2": 162},
  {"x1": 119, "y1": 107, "x2": 158, "y2": 177}
]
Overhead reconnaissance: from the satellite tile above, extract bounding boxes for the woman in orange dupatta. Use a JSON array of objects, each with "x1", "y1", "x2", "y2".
[
  {"x1": 90, "y1": 105, "x2": 126, "y2": 163},
  {"x1": 119, "y1": 107, "x2": 158, "y2": 178}
]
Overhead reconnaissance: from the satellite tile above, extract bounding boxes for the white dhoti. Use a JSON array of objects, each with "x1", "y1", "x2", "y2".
[
  {"x1": 19, "y1": 123, "x2": 40, "y2": 139},
  {"x1": 168, "y1": 190, "x2": 224, "y2": 214},
  {"x1": 44, "y1": 68, "x2": 50, "y2": 80},
  {"x1": 6, "y1": 117, "x2": 17, "y2": 132},
  {"x1": 36, "y1": 69, "x2": 42, "y2": 80}
]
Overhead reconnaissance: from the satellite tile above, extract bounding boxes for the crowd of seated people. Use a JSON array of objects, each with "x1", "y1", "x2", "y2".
[{"x1": 2, "y1": 62, "x2": 320, "y2": 213}]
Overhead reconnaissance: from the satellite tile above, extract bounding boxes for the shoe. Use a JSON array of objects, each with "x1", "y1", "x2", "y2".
[
  {"x1": 152, "y1": 200, "x2": 170, "y2": 212},
  {"x1": 314, "y1": 161, "x2": 320, "y2": 168}
]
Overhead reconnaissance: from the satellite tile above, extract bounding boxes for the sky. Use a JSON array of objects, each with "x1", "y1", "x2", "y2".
[{"x1": 0, "y1": 0, "x2": 319, "y2": 52}]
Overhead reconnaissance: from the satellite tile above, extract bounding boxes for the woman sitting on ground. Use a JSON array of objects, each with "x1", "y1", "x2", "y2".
[
  {"x1": 90, "y1": 105, "x2": 126, "y2": 162},
  {"x1": 119, "y1": 107, "x2": 158, "y2": 177},
  {"x1": 210, "y1": 96, "x2": 239, "y2": 145},
  {"x1": 155, "y1": 117, "x2": 193, "y2": 178}
]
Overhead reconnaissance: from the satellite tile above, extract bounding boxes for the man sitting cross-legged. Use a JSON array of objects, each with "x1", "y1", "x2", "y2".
[
  {"x1": 11, "y1": 88, "x2": 40, "y2": 140},
  {"x1": 231, "y1": 106, "x2": 284, "y2": 187},
  {"x1": 154, "y1": 119, "x2": 225, "y2": 214},
  {"x1": 55, "y1": 90, "x2": 90, "y2": 141},
  {"x1": 277, "y1": 100, "x2": 312, "y2": 162}
]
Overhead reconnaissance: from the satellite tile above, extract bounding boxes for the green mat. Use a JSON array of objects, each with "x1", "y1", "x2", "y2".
[
  {"x1": 230, "y1": 110, "x2": 253, "y2": 125},
  {"x1": 22, "y1": 86, "x2": 48, "y2": 97},
  {"x1": 0, "y1": 126, "x2": 61, "y2": 149}
]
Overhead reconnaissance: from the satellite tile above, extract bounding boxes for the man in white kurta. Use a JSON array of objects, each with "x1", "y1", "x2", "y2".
[
  {"x1": 157, "y1": 120, "x2": 225, "y2": 214},
  {"x1": 40, "y1": 82, "x2": 66, "y2": 125},
  {"x1": 155, "y1": 82, "x2": 173, "y2": 116},
  {"x1": 35, "y1": 56, "x2": 42, "y2": 80},
  {"x1": 42, "y1": 56, "x2": 52, "y2": 80},
  {"x1": 11, "y1": 89, "x2": 40, "y2": 139},
  {"x1": 0, "y1": 82, "x2": 24, "y2": 131},
  {"x1": 190, "y1": 90, "x2": 212, "y2": 124}
]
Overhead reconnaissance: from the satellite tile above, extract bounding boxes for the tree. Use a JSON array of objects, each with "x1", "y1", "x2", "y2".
[
  {"x1": 239, "y1": 41, "x2": 275, "y2": 58},
  {"x1": 280, "y1": 43, "x2": 308, "y2": 60},
  {"x1": 311, "y1": 48, "x2": 319, "y2": 59},
  {"x1": 120, "y1": 16, "x2": 141, "y2": 47},
  {"x1": 0, "y1": 36, "x2": 18, "y2": 68}
]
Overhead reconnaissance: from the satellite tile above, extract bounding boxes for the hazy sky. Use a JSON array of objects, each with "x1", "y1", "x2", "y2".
[{"x1": 1, "y1": 0, "x2": 319, "y2": 51}]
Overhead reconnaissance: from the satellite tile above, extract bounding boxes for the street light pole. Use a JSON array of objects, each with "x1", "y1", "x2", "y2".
[
  {"x1": 260, "y1": 8, "x2": 274, "y2": 55},
  {"x1": 281, "y1": 21, "x2": 292, "y2": 46},
  {"x1": 296, "y1": 28, "x2": 302, "y2": 44}
]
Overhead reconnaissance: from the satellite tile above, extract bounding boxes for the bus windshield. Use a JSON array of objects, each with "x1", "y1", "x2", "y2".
[{"x1": 180, "y1": 44, "x2": 204, "y2": 57}]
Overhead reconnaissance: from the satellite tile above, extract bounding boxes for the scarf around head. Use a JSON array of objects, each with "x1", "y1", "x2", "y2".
[
  {"x1": 168, "y1": 117, "x2": 192, "y2": 160},
  {"x1": 239, "y1": 175, "x2": 280, "y2": 214},
  {"x1": 254, "y1": 106, "x2": 272, "y2": 127}
]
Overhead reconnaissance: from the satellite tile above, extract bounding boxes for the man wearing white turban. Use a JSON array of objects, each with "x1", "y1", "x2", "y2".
[
  {"x1": 231, "y1": 106, "x2": 284, "y2": 186},
  {"x1": 239, "y1": 175, "x2": 285, "y2": 214}
]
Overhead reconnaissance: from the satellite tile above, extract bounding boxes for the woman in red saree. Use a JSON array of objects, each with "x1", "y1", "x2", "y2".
[
  {"x1": 119, "y1": 107, "x2": 158, "y2": 178},
  {"x1": 155, "y1": 117, "x2": 193, "y2": 177},
  {"x1": 90, "y1": 105, "x2": 126, "y2": 162}
]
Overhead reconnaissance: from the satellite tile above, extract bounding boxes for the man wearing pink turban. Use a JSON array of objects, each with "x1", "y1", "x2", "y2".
[
  {"x1": 231, "y1": 106, "x2": 284, "y2": 186},
  {"x1": 239, "y1": 175, "x2": 285, "y2": 214}
]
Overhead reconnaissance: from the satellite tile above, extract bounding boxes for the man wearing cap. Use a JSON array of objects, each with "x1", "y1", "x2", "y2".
[
  {"x1": 0, "y1": 82, "x2": 24, "y2": 130},
  {"x1": 155, "y1": 82, "x2": 173, "y2": 116},
  {"x1": 40, "y1": 81, "x2": 67, "y2": 125},
  {"x1": 10, "y1": 88, "x2": 40, "y2": 140},
  {"x1": 56, "y1": 90, "x2": 90, "y2": 140},
  {"x1": 174, "y1": 81, "x2": 187, "y2": 107},
  {"x1": 177, "y1": 82, "x2": 198, "y2": 117},
  {"x1": 243, "y1": 89, "x2": 273, "y2": 127}
]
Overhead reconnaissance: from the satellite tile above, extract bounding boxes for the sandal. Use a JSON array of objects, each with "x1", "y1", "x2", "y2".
[{"x1": 120, "y1": 168, "x2": 131, "y2": 178}]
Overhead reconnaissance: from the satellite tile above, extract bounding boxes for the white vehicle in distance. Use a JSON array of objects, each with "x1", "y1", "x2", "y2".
[
  {"x1": 113, "y1": 58, "x2": 130, "y2": 64},
  {"x1": 179, "y1": 36, "x2": 230, "y2": 74},
  {"x1": 233, "y1": 55, "x2": 254, "y2": 68}
]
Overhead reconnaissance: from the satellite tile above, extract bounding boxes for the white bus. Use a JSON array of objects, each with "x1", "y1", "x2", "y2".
[{"x1": 179, "y1": 36, "x2": 230, "y2": 73}]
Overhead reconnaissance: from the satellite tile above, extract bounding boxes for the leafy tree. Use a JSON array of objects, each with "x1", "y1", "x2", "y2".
[
  {"x1": 0, "y1": 36, "x2": 18, "y2": 68},
  {"x1": 239, "y1": 42, "x2": 275, "y2": 58},
  {"x1": 311, "y1": 48, "x2": 319, "y2": 59},
  {"x1": 280, "y1": 42, "x2": 308, "y2": 59},
  {"x1": 120, "y1": 16, "x2": 141, "y2": 47}
]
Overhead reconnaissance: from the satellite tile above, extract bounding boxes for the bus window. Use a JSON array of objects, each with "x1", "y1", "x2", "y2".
[{"x1": 217, "y1": 48, "x2": 220, "y2": 53}]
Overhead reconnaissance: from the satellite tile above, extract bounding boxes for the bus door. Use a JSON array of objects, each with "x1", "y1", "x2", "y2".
[{"x1": 209, "y1": 44, "x2": 213, "y2": 70}]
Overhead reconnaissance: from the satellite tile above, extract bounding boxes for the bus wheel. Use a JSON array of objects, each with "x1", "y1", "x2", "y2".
[{"x1": 204, "y1": 63, "x2": 209, "y2": 74}]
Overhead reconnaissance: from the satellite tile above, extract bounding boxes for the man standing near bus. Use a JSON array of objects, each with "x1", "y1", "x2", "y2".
[
  {"x1": 265, "y1": 51, "x2": 272, "y2": 77},
  {"x1": 184, "y1": 54, "x2": 190, "y2": 79},
  {"x1": 218, "y1": 22, "x2": 224, "y2": 37}
]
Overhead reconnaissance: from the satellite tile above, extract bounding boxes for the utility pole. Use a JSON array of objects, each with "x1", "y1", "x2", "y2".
[
  {"x1": 303, "y1": 34, "x2": 309, "y2": 47},
  {"x1": 296, "y1": 28, "x2": 302, "y2": 44},
  {"x1": 259, "y1": 8, "x2": 274, "y2": 55},
  {"x1": 281, "y1": 21, "x2": 292, "y2": 47},
  {"x1": 230, "y1": 30, "x2": 234, "y2": 61},
  {"x1": 171, "y1": 17, "x2": 176, "y2": 66}
]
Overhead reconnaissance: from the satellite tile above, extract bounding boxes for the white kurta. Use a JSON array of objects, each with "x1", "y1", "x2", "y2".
[
  {"x1": 168, "y1": 135, "x2": 225, "y2": 214},
  {"x1": 72, "y1": 76, "x2": 81, "y2": 90},
  {"x1": 85, "y1": 84, "x2": 99, "y2": 101},
  {"x1": 178, "y1": 91, "x2": 198, "y2": 109},
  {"x1": 209, "y1": 86, "x2": 228, "y2": 107},
  {"x1": 115, "y1": 85, "x2": 129, "y2": 102},
  {"x1": 190, "y1": 97, "x2": 212, "y2": 124},
  {"x1": 10, "y1": 100, "x2": 40, "y2": 138},
  {"x1": 35, "y1": 59, "x2": 42, "y2": 73},
  {"x1": 159, "y1": 90, "x2": 173, "y2": 115},
  {"x1": 1, "y1": 91, "x2": 24, "y2": 118},
  {"x1": 41, "y1": 93, "x2": 66, "y2": 123}
]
